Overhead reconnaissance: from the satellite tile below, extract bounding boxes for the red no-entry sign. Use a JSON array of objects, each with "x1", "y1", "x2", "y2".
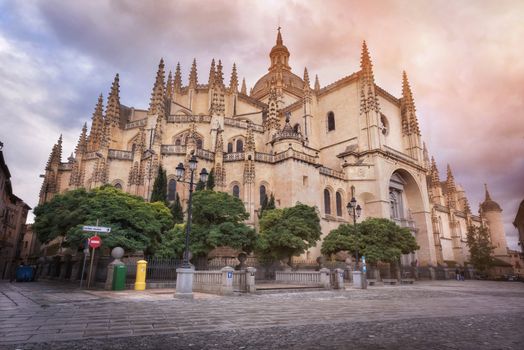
[{"x1": 88, "y1": 236, "x2": 102, "y2": 249}]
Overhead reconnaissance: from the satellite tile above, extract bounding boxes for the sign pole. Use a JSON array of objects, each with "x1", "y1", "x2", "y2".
[
  {"x1": 79, "y1": 239, "x2": 89, "y2": 288},
  {"x1": 87, "y1": 234, "x2": 97, "y2": 289}
]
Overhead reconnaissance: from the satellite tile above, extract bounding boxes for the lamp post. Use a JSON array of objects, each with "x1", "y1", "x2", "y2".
[
  {"x1": 175, "y1": 155, "x2": 208, "y2": 267},
  {"x1": 347, "y1": 187, "x2": 365, "y2": 289},
  {"x1": 346, "y1": 196, "x2": 362, "y2": 271},
  {"x1": 174, "y1": 154, "x2": 208, "y2": 298}
]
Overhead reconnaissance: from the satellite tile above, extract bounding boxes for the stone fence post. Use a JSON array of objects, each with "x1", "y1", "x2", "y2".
[
  {"x1": 319, "y1": 268, "x2": 331, "y2": 289},
  {"x1": 333, "y1": 268, "x2": 345, "y2": 289},
  {"x1": 221, "y1": 266, "x2": 234, "y2": 295},
  {"x1": 246, "y1": 267, "x2": 257, "y2": 293}
]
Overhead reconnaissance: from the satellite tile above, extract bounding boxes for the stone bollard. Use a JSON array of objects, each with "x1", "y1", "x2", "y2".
[
  {"x1": 352, "y1": 270, "x2": 367, "y2": 289},
  {"x1": 175, "y1": 266, "x2": 194, "y2": 299},
  {"x1": 319, "y1": 268, "x2": 331, "y2": 289},
  {"x1": 333, "y1": 268, "x2": 345, "y2": 289},
  {"x1": 246, "y1": 267, "x2": 257, "y2": 293},
  {"x1": 105, "y1": 247, "x2": 125, "y2": 290},
  {"x1": 221, "y1": 266, "x2": 234, "y2": 295}
]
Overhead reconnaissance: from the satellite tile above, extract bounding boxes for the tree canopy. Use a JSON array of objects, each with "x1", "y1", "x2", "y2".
[
  {"x1": 466, "y1": 224, "x2": 494, "y2": 272},
  {"x1": 206, "y1": 168, "x2": 215, "y2": 190},
  {"x1": 256, "y1": 203, "x2": 321, "y2": 263},
  {"x1": 170, "y1": 192, "x2": 184, "y2": 224},
  {"x1": 156, "y1": 190, "x2": 256, "y2": 258},
  {"x1": 321, "y1": 217, "x2": 419, "y2": 264},
  {"x1": 33, "y1": 186, "x2": 173, "y2": 252},
  {"x1": 258, "y1": 193, "x2": 276, "y2": 218}
]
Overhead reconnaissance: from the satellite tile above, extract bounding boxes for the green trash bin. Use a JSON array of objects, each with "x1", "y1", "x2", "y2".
[{"x1": 112, "y1": 264, "x2": 127, "y2": 291}]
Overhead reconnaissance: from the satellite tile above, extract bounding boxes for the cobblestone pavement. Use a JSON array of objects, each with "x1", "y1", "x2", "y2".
[{"x1": 0, "y1": 280, "x2": 523, "y2": 349}]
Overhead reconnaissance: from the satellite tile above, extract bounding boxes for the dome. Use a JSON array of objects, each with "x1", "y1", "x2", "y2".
[
  {"x1": 480, "y1": 184, "x2": 502, "y2": 212},
  {"x1": 252, "y1": 71, "x2": 304, "y2": 96}
]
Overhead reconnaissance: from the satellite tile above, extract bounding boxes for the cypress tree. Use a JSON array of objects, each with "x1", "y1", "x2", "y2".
[
  {"x1": 195, "y1": 180, "x2": 206, "y2": 191},
  {"x1": 206, "y1": 168, "x2": 215, "y2": 190},
  {"x1": 150, "y1": 165, "x2": 167, "y2": 203},
  {"x1": 170, "y1": 193, "x2": 184, "y2": 224}
]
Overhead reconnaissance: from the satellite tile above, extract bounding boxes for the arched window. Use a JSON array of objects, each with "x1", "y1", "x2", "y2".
[
  {"x1": 114, "y1": 183, "x2": 122, "y2": 190},
  {"x1": 324, "y1": 189, "x2": 331, "y2": 215},
  {"x1": 327, "y1": 111, "x2": 335, "y2": 131},
  {"x1": 260, "y1": 185, "x2": 267, "y2": 205},
  {"x1": 196, "y1": 139, "x2": 203, "y2": 149},
  {"x1": 168, "y1": 179, "x2": 177, "y2": 201},
  {"x1": 227, "y1": 142, "x2": 233, "y2": 153},
  {"x1": 380, "y1": 114, "x2": 389, "y2": 136},
  {"x1": 336, "y1": 192, "x2": 343, "y2": 217},
  {"x1": 175, "y1": 139, "x2": 181, "y2": 146},
  {"x1": 236, "y1": 139, "x2": 244, "y2": 152},
  {"x1": 233, "y1": 185, "x2": 240, "y2": 198}
]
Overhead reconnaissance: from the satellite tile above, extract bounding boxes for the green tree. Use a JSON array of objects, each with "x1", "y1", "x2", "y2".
[
  {"x1": 33, "y1": 186, "x2": 173, "y2": 252},
  {"x1": 150, "y1": 165, "x2": 167, "y2": 203},
  {"x1": 321, "y1": 217, "x2": 419, "y2": 264},
  {"x1": 466, "y1": 225, "x2": 494, "y2": 272},
  {"x1": 256, "y1": 203, "x2": 321, "y2": 265},
  {"x1": 170, "y1": 192, "x2": 184, "y2": 224},
  {"x1": 206, "y1": 168, "x2": 215, "y2": 190},
  {"x1": 157, "y1": 190, "x2": 256, "y2": 258}
]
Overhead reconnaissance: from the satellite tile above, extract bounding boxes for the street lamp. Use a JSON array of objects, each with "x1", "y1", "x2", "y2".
[
  {"x1": 175, "y1": 155, "x2": 208, "y2": 268},
  {"x1": 346, "y1": 196, "x2": 362, "y2": 271}
]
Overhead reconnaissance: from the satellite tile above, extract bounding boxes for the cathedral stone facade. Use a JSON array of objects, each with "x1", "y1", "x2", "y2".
[{"x1": 39, "y1": 29, "x2": 509, "y2": 267}]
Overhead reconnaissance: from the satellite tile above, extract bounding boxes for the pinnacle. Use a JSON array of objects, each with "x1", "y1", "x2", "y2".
[
  {"x1": 106, "y1": 74, "x2": 121, "y2": 126},
  {"x1": 241, "y1": 78, "x2": 247, "y2": 95},
  {"x1": 189, "y1": 58, "x2": 198, "y2": 87},
  {"x1": 276, "y1": 26, "x2": 283, "y2": 45},
  {"x1": 303, "y1": 67, "x2": 310, "y2": 89},
  {"x1": 216, "y1": 59, "x2": 224, "y2": 87},
  {"x1": 174, "y1": 62, "x2": 182, "y2": 92},
  {"x1": 314, "y1": 75, "x2": 320, "y2": 91},
  {"x1": 166, "y1": 70, "x2": 173, "y2": 98},
  {"x1": 208, "y1": 58, "x2": 216, "y2": 86},
  {"x1": 230, "y1": 63, "x2": 238, "y2": 92},
  {"x1": 484, "y1": 183, "x2": 492, "y2": 201},
  {"x1": 360, "y1": 40, "x2": 372, "y2": 70}
]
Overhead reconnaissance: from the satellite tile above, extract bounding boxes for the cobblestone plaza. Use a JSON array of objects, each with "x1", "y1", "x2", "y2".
[{"x1": 1, "y1": 281, "x2": 523, "y2": 349}]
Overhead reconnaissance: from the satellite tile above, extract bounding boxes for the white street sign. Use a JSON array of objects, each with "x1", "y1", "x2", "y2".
[{"x1": 82, "y1": 225, "x2": 111, "y2": 233}]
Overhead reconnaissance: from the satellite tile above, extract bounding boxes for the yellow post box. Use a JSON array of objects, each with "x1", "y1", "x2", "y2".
[{"x1": 134, "y1": 259, "x2": 147, "y2": 291}]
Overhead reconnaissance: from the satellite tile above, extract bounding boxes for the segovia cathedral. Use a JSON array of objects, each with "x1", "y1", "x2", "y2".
[{"x1": 39, "y1": 29, "x2": 510, "y2": 268}]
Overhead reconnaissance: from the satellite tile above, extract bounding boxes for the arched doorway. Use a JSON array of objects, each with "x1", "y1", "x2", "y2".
[{"x1": 388, "y1": 168, "x2": 431, "y2": 268}]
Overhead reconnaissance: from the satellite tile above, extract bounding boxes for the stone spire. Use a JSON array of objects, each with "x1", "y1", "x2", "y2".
[
  {"x1": 208, "y1": 58, "x2": 216, "y2": 87},
  {"x1": 241, "y1": 78, "x2": 247, "y2": 95},
  {"x1": 480, "y1": 184, "x2": 502, "y2": 212},
  {"x1": 229, "y1": 63, "x2": 238, "y2": 92},
  {"x1": 430, "y1": 157, "x2": 440, "y2": 186},
  {"x1": 446, "y1": 164, "x2": 457, "y2": 209},
  {"x1": 314, "y1": 75, "x2": 320, "y2": 91},
  {"x1": 484, "y1": 183, "x2": 492, "y2": 201},
  {"x1": 88, "y1": 94, "x2": 104, "y2": 151},
  {"x1": 75, "y1": 123, "x2": 88, "y2": 156},
  {"x1": 215, "y1": 60, "x2": 224, "y2": 88},
  {"x1": 174, "y1": 62, "x2": 182, "y2": 93},
  {"x1": 105, "y1": 74, "x2": 121, "y2": 127},
  {"x1": 401, "y1": 71, "x2": 421, "y2": 136},
  {"x1": 359, "y1": 41, "x2": 380, "y2": 114},
  {"x1": 148, "y1": 58, "x2": 166, "y2": 118},
  {"x1": 166, "y1": 70, "x2": 173, "y2": 99},
  {"x1": 46, "y1": 135, "x2": 63, "y2": 170},
  {"x1": 423, "y1": 142, "x2": 430, "y2": 169},
  {"x1": 303, "y1": 67, "x2": 311, "y2": 91},
  {"x1": 189, "y1": 58, "x2": 198, "y2": 88}
]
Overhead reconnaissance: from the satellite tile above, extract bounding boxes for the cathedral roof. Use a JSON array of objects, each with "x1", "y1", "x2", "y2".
[{"x1": 251, "y1": 71, "x2": 304, "y2": 97}]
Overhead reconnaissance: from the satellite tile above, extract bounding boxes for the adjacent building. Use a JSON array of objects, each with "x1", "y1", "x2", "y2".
[{"x1": 0, "y1": 145, "x2": 31, "y2": 279}]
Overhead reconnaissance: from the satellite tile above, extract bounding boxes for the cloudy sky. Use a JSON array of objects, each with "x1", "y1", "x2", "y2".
[{"x1": 0, "y1": 0, "x2": 522, "y2": 248}]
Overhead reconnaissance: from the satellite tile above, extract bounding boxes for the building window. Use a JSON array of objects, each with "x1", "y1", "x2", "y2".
[
  {"x1": 327, "y1": 111, "x2": 335, "y2": 131},
  {"x1": 196, "y1": 139, "x2": 203, "y2": 149},
  {"x1": 175, "y1": 138, "x2": 181, "y2": 146},
  {"x1": 236, "y1": 139, "x2": 244, "y2": 152},
  {"x1": 324, "y1": 189, "x2": 331, "y2": 215},
  {"x1": 260, "y1": 185, "x2": 267, "y2": 205},
  {"x1": 114, "y1": 183, "x2": 122, "y2": 190},
  {"x1": 336, "y1": 192, "x2": 343, "y2": 217},
  {"x1": 168, "y1": 179, "x2": 177, "y2": 201},
  {"x1": 227, "y1": 142, "x2": 233, "y2": 153},
  {"x1": 233, "y1": 185, "x2": 240, "y2": 198},
  {"x1": 293, "y1": 123, "x2": 300, "y2": 133}
]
